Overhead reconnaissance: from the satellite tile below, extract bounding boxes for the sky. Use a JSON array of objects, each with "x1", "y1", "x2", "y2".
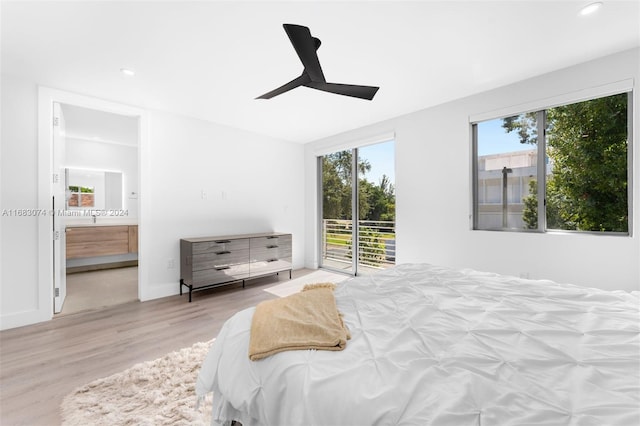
[
  {"x1": 477, "y1": 117, "x2": 533, "y2": 156},
  {"x1": 359, "y1": 140, "x2": 395, "y2": 186}
]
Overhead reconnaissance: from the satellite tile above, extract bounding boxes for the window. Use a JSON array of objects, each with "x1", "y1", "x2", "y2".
[
  {"x1": 473, "y1": 92, "x2": 630, "y2": 234},
  {"x1": 67, "y1": 185, "x2": 95, "y2": 207}
]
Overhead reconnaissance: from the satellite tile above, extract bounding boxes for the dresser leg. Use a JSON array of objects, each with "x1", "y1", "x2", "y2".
[{"x1": 180, "y1": 279, "x2": 193, "y2": 302}]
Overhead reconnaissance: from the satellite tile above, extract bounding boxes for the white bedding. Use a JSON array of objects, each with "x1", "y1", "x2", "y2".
[{"x1": 196, "y1": 263, "x2": 640, "y2": 426}]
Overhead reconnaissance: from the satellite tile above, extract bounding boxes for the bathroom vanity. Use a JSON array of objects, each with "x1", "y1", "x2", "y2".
[{"x1": 66, "y1": 223, "x2": 138, "y2": 271}]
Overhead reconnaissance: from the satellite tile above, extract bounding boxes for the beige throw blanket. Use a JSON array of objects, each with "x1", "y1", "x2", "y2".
[{"x1": 249, "y1": 283, "x2": 351, "y2": 361}]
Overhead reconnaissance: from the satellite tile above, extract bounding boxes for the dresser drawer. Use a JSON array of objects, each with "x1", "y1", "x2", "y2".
[
  {"x1": 192, "y1": 238, "x2": 249, "y2": 255},
  {"x1": 250, "y1": 258, "x2": 293, "y2": 277},
  {"x1": 192, "y1": 248, "x2": 249, "y2": 271},
  {"x1": 250, "y1": 234, "x2": 291, "y2": 248},
  {"x1": 250, "y1": 235, "x2": 292, "y2": 262},
  {"x1": 192, "y1": 263, "x2": 250, "y2": 286}
]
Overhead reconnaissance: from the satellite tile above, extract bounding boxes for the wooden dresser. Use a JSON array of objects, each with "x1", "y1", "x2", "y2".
[{"x1": 180, "y1": 232, "x2": 292, "y2": 302}]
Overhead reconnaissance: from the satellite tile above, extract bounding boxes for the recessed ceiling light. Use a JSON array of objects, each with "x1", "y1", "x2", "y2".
[
  {"x1": 120, "y1": 68, "x2": 135, "y2": 76},
  {"x1": 579, "y1": 2, "x2": 603, "y2": 16}
]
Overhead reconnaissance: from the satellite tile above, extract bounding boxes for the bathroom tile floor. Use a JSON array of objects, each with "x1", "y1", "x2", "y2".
[{"x1": 60, "y1": 266, "x2": 138, "y2": 316}]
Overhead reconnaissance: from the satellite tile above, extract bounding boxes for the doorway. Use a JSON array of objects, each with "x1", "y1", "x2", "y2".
[
  {"x1": 38, "y1": 87, "x2": 147, "y2": 321},
  {"x1": 55, "y1": 104, "x2": 140, "y2": 315},
  {"x1": 318, "y1": 139, "x2": 396, "y2": 276}
]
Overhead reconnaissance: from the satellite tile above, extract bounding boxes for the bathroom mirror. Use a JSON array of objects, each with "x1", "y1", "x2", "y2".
[{"x1": 66, "y1": 168, "x2": 123, "y2": 210}]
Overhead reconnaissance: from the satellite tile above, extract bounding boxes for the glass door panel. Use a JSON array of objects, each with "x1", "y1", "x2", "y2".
[
  {"x1": 320, "y1": 150, "x2": 354, "y2": 274},
  {"x1": 357, "y1": 141, "x2": 396, "y2": 275}
]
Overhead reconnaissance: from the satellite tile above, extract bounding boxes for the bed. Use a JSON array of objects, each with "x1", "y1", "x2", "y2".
[{"x1": 196, "y1": 263, "x2": 640, "y2": 426}]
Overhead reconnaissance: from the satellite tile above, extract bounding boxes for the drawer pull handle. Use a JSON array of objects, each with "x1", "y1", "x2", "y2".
[
  {"x1": 267, "y1": 259, "x2": 278, "y2": 263},
  {"x1": 266, "y1": 245, "x2": 279, "y2": 249},
  {"x1": 215, "y1": 265, "x2": 230, "y2": 271},
  {"x1": 214, "y1": 240, "x2": 231, "y2": 244},
  {"x1": 266, "y1": 236, "x2": 279, "y2": 239},
  {"x1": 215, "y1": 251, "x2": 231, "y2": 255}
]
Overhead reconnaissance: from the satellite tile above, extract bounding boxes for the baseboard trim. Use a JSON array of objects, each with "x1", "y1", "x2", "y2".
[
  {"x1": 139, "y1": 281, "x2": 181, "y2": 302},
  {"x1": 0, "y1": 308, "x2": 51, "y2": 331},
  {"x1": 67, "y1": 261, "x2": 138, "y2": 274}
]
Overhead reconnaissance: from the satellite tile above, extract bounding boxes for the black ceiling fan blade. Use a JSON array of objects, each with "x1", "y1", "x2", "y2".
[
  {"x1": 304, "y1": 81, "x2": 380, "y2": 100},
  {"x1": 283, "y1": 24, "x2": 326, "y2": 82},
  {"x1": 257, "y1": 24, "x2": 379, "y2": 101},
  {"x1": 256, "y1": 73, "x2": 311, "y2": 99}
]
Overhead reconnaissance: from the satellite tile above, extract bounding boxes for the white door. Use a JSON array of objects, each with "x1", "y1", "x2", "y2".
[{"x1": 53, "y1": 102, "x2": 67, "y2": 313}]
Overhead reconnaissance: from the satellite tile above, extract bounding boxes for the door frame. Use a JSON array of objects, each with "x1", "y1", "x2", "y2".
[
  {"x1": 37, "y1": 87, "x2": 149, "y2": 320},
  {"x1": 52, "y1": 102, "x2": 67, "y2": 313}
]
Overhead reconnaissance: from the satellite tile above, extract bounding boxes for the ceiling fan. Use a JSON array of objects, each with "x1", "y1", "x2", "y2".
[{"x1": 256, "y1": 24, "x2": 379, "y2": 101}]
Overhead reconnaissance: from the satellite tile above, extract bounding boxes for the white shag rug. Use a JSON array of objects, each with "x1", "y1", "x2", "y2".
[{"x1": 60, "y1": 340, "x2": 214, "y2": 426}]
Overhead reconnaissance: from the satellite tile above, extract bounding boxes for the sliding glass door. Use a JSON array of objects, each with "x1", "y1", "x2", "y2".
[
  {"x1": 356, "y1": 142, "x2": 396, "y2": 275},
  {"x1": 320, "y1": 150, "x2": 354, "y2": 274},
  {"x1": 319, "y1": 140, "x2": 395, "y2": 275}
]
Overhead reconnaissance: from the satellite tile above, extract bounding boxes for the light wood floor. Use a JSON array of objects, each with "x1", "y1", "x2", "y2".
[{"x1": 0, "y1": 269, "x2": 314, "y2": 426}]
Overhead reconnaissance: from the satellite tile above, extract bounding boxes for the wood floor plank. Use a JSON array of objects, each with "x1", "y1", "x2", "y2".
[{"x1": 0, "y1": 269, "x2": 312, "y2": 426}]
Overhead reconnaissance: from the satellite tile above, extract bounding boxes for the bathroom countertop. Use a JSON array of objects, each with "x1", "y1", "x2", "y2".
[{"x1": 65, "y1": 220, "x2": 138, "y2": 227}]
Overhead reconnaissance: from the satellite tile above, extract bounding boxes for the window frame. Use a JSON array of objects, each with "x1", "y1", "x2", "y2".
[{"x1": 471, "y1": 90, "x2": 633, "y2": 236}]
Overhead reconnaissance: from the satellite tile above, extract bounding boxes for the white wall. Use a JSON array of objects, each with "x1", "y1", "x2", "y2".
[
  {"x1": 140, "y1": 110, "x2": 305, "y2": 300},
  {"x1": 0, "y1": 75, "x2": 41, "y2": 325},
  {"x1": 0, "y1": 74, "x2": 305, "y2": 329},
  {"x1": 305, "y1": 48, "x2": 639, "y2": 292},
  {"x1": 66, "y1": 137, "x2": 139, "y2": 218}
]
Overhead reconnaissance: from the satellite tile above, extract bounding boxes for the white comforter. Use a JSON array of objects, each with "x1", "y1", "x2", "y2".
[{"x1": 196, "y1": 263, "x2": 640, "y2": 426}]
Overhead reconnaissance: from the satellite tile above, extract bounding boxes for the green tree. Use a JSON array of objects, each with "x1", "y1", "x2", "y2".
[
  {"x1": 322, "y1": 156, "x2": 346, "y2": 220},
  {"x1": 546, "y1": 94, "x2": 628, "y2": 232},
  {"x1": 365, "y1": 174, "x2": 395, "y2": 221},
  {"x1": 522, "y1": 180, "x2": 562, "y2": 230},
  {"x1": 507, "y1": 93, "x2": 628, "y2": 232},
  {"x1": 322, "y1": 151, "x2": 371, "y2": 220},
  {"x1": 522, "y1": 180, "x2": 538, "y2": 229},
  {"x1": 323, "y1": 151, "x2": 398, "y2": 221}
]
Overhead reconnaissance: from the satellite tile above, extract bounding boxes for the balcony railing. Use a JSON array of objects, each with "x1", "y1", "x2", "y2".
[{"x1": 321, "y1": 219, "x2": 396, "y2": 270}]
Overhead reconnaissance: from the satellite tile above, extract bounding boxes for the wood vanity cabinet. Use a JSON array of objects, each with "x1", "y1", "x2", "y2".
[
  {"x1": 66, "y1": 225, "x2": 138, "y2": 259},
  {"x1": 180, "y1": 232, "x2": 292, "y2": 302},
  {"x1": 128, "y1": 225, "x2": 138, "y2": 253}
]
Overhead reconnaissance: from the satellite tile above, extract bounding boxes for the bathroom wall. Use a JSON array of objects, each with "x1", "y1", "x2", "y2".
[
  {"x1": 65, "y1": 137, "x2": 139, "y2": 219},
  {"x1": 62, "y1": 103, "x2": 139, "y2": 221}
]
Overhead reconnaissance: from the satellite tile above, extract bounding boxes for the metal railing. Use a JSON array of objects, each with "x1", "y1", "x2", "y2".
[{"x1": 321, "y1": 219, "x2": 396, "y2": 270}]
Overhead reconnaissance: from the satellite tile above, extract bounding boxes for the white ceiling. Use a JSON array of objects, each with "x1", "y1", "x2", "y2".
[{"x1": 2, "y1": 1, "x2": 639, "y2": 143}]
